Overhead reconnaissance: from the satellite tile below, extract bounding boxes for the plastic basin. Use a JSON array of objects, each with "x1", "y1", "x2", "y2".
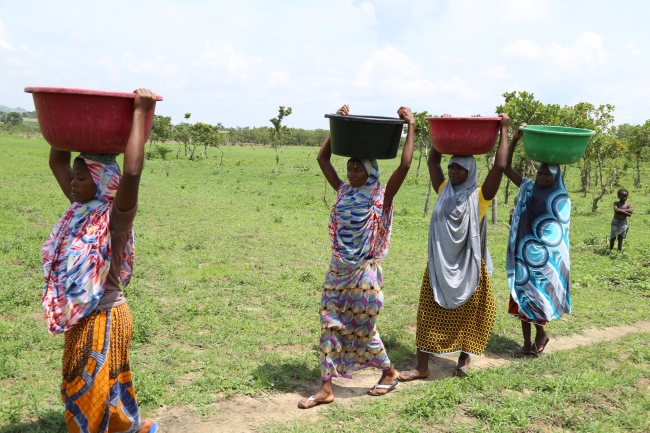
[
  {"x1": 325, "y1": 114, "x2": 406, "y2": 159},
  {"x1": 426, "y1": 117, "x2": 502, "y2": 155},
  {"x1": 24, "y1": 87, "x2": 163, "y2": 154},
  {"x1": 521, "y1": 125, "x2": 595, "y2": 164}
]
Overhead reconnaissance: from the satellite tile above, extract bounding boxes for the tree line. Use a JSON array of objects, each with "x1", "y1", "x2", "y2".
[
  {"x1": 406, "y1": 91, "x2": 649, "y2": 217},
  {"x1": 148, "y1": 111, "x2": 329, "y2": 156},
  {"x1": 497, "y1": 91, "x2": 649, "y2": 213}
]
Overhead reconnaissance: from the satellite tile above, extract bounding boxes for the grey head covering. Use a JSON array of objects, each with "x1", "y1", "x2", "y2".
[{"x1": 428, "y1": 155, "x2": 492, "y2": 309}]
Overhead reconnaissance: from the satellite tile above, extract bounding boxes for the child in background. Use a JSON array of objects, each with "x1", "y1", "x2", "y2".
[{"x1": 610, "y1": 189, "x2": 632, "y2": 251}]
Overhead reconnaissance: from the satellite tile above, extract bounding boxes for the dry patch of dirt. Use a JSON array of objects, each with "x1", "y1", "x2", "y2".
[
  {"x1": 404, "y1": 322, "x2": 417, "y2": 334},
  {"x1": 636, "y1": 377, "x2": 650, "y2": 394},
  {"x1": 175, "y1": 372, "x2": 202, "y2": 385},
  {"x1": 154, "y1": 321, "x2": 650, "y2": 433}
]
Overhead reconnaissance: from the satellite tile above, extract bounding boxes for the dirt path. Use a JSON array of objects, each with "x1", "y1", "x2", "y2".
[{"x1": 154, "y1": 321, "x2": 650, "y2": 433}]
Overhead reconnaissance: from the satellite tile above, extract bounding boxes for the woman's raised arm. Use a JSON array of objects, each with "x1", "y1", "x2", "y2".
[
  {"x1": 481, "y1": 113, "x2": 510, "y2": 200},
  {"x1": 384, "y1": 106, "x2": 415, "y2": 207},
  {"x1": 504, "y1": 123, "x2": 525, "y2": 187},
  {"x1": 49, "y1": 148, "x2": 73, "y2": 203},
  {"x1": 114, "y1": 88, "x2": 156, "y2": 212},
  {"x1": 317, "y1": 105, "x2": 349, "y2": 191},
  {"x1": 317, "y1": 135, "x2": 343, "y2": 191}
]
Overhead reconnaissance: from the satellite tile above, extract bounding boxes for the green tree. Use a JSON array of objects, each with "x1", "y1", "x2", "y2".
[
  {"x1": 268, "y1": 106, "x2": 292, "y2": 181},
  {"x1": 405, "y1": 111, "x2": 437, "y2": 216},
  {"x1": 627, "y1": 121, "x2": 650, "y2": 188},
  {"x1": 495, "y1": 91, "x2": 553, "y2": 204},
  {"x1": 149, "y1": 115, "x2": 173, "y2": 148},
  {"x1": 191, "y1": 122, "x2": 225, "y2": 168},
  {"x1": 557, "y1": 103, "x2": 616, "y2": 213},
  {"x1": 174, "y1": 122, "x2": 192, "y2": 159},
  {"x1": 3, "y1": 112, "x2": 23, "y2": 126}
]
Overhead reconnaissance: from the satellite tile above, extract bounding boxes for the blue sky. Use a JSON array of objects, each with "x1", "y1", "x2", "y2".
[{"x1": 1, "y1": 0, "x2": 649, "y2": 128}]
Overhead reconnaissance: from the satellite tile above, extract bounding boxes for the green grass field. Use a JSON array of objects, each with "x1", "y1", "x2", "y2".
[{"x1": 1, "y1": 134, "x2": 650, "y2": 432}]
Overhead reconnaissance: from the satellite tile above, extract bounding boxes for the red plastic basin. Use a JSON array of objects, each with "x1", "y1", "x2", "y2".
[
  {"x1": 426, "y1": 117, "x2": 502, "y2": 155},
  {"x1": 24, "y1": 87, "x2": 163, "y2": 154}
]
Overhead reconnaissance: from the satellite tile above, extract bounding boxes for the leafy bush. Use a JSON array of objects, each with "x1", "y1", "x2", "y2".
[{"x1": 155, "y1": 145, "x2": 173, "y2": 160}]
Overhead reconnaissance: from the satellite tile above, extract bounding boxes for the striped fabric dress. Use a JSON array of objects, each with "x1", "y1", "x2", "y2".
[
  {"x1": 506, "y1": 166, "x2": 572, "y2": 326},
  {"x1": 319, "y1": 159, "x2": 394, "y2": 380}
]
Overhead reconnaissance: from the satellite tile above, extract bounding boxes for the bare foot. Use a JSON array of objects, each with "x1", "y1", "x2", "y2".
[
  {"x1": 298, "y1": 389, "x2": 334, "y2": 409},
  {"x1": 513, "y1": 341, "x2": 534, "y2": 358},
  {"x1": 367, "y1": 367, "x2": 399, "y2": 396},
  {"x1": 138, "y1": 419, "x2": 155, "y2": 433},
  {"x1": 534, "y1": 333, "x2": 550, "y2": 354},
  {"x1": 454, "y1": 352, "x2": 471, "y2": 376},
  {"x1": 398, "y1": 368, "x2": 430, "y2": 382}
]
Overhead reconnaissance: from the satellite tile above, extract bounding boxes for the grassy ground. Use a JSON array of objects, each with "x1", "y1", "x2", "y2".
[
  {"x1": 266, "y1": 332, "x2": 650, "y2": 433},
  {"x1": 1, "y1": 134, "x2": 650, "y2": 431}
]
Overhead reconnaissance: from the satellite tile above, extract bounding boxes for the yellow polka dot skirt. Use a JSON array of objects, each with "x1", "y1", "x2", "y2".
[{"x1": 416, "y1": 260, "x2": 496, "y2": 356}]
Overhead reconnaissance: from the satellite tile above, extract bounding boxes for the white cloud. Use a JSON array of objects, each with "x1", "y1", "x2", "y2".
[
  {"x1": 0, "y1": 18, "x2": 15, "y2": 50},
  {"x1": 194, "y1": 42, "x2": 256, "y2": 78},
  {"x1": 351, "y1": 46, "x2": 486, "y2": 105},
  {"x1": 353, "y1": 46, "x2": 419, "y2": 88},
  {"x1": 2, "y1": 1, "x2": 650, "y2": 127},
  {"x1": 68, "y1": 32, "x2": 86, "y2": 43},
  {"x1": 122, "y1": 51, "x2": 177, "y2": 76},
  {"x1": 268, "y1": 71, "x2": 291, "y2": 87},
  {"x1": 0, "y1": 39, "x2": 14, "y2": 50},
  {"x1": 545, "y1": 32, "x2": 607, "y2": 73},
  {"x1": 500, "y1": 39, "x2": 545, "y2": 60},
  {"x1": 359, "y1": 2, "x2": 378, "y2": 25},
  {"x1": 625, "y1": 41, "x2": 641, "y2": 57},
  {"x1": 500, "y1": 0, "x2": 551, "y2": 23},
  {"x1": 500, "y1": 32, "x2": 608, "y2": 75},
  {"x1": 476, "y1": 64, "x2": 512, "y2": 81}
]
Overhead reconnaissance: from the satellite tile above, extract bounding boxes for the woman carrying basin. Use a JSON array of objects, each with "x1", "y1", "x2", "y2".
[
  {"x1": 298, "y1": 104, "x2": 415, "y2": 408},
  {"x1": 505, "y1": 124, "x2": 572, "y2": 357},
  {"x1": 44, "y1": 89, "x2": 158, "y2": 433},
  {"x1": 399, "y1": 112, "x2": 510, "y2": 380}
]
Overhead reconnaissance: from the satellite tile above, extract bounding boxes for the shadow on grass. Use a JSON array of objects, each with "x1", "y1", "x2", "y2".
[
  {"x1": 254, "y1": 361, "x2": 320, "y2": 392},
  {"x1": 0, "y1": 408, "x2": 66, "y2": 433},
  {"x1": 486, "y1": 332, "x2": 521, "y2": 354}
]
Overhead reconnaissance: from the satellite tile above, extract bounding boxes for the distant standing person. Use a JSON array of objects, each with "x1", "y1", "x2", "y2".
[
  {"x1": 399, "y1": 113, "x2": 510, "y2": 380},
  {"x1": 610, "y1": 189, "x2": 632, "y2": 251},
  {"x1": 504, "y1": 124, "x2": 571, "y2": 357},
  {"x1": 298, "y1": 104, "x2": 415, "y2": 408},
  {"x1": 44, "y1": 89, "x2": 158, "y2": 432}
]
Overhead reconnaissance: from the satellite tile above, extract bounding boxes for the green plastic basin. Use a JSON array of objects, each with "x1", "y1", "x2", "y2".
[
  {"x1": 521, "y1": 125, "x2": 596, "y2": 165},
  {"x1": 325, "y1": 114, "x2": 406, "y2": 159}
]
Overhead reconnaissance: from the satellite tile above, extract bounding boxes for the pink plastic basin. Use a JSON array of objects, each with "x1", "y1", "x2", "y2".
[
  {"x1": 426, "y1": 117, "x2": 502, "y2": 155},
  {"x1": 24, "y1": 87, "x2": 163, "y2": 154}
]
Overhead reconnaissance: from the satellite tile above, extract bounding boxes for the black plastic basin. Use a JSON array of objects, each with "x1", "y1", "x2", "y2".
[{"x1": 325, "y1": 114, "x2": 406, "y2": 159}]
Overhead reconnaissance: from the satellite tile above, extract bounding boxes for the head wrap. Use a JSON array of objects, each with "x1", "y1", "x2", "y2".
[
  {"x1": 41, "y1": 154, "x2": 135, "y2": 334},
  {"x1": 506, "y1": 164, "x2": 571, "y2": 323},
  {"x1": 329, "y1": 159, "x2": 393, "y2": 266},
  {"x1": 427, "y1": 155, "x2": 491, "y2": 309},
  {"x1": 543, "y1": 163, "x2": 559, "y2": 179}
]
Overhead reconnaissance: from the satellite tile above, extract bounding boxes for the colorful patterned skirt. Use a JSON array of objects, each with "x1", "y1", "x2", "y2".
[
  {"x1": 416, "y1": 261, "x2": 496, "y2": 356},
  {"x1": 61, "y1": 303, "x2": 141, "y2": 433},
  {"x1": 319, "y1": 260, "x2": 391, "y2": 380}
]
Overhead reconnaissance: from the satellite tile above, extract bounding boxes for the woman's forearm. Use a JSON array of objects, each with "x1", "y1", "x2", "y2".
[
  {"x1": 317, "y1": 135, "x2": 332, "y2": 164},
  {"x1": 49, "y1": 148, "x2": 73, "y2": 202},
  {"x1": 122, "y1": 109, "x2": 147, "y2": 178}
]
